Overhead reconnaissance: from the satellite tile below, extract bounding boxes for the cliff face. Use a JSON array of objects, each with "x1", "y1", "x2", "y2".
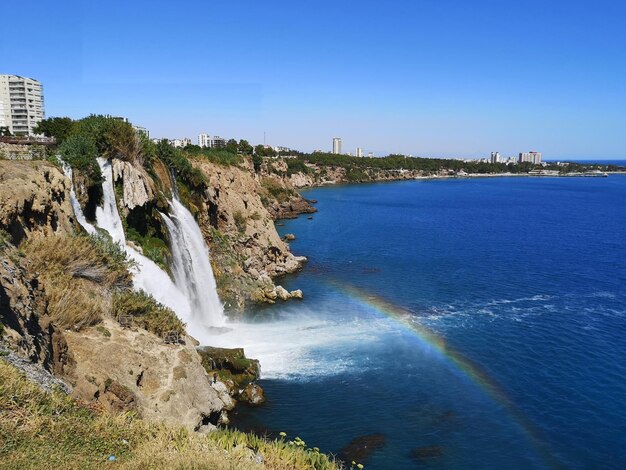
[
  {"x1": 0, "y1": 161, "x2": 75, "y2": 245},
  {"x1": 0, "y1": 246, "x2": 73, "y2": 377},
  {"x1": 191, "y1": 160, "x2": 307, "y2": 310}
]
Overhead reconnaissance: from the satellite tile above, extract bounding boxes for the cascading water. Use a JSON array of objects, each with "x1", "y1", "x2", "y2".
[
  {"x1": 160, "y1": 186, "x2": 226, "y2": 328},
  {"x1": 93, "y1": 157, "x2": 194, "y2": 325},
  {"x1": 61, "y1": 162, "x2": 97, "y2": 236}
]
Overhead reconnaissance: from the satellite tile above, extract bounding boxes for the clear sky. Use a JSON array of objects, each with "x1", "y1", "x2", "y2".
[{"x1": 2, "y1": 0, "x2": 625, "y2": 159}]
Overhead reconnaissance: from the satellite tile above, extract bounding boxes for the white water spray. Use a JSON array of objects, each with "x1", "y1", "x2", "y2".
[
  {"x1": 160, "y1": 198, "x2": 226, "y2": 328},
  {"x1": 61, "y1": 162, "x2": 97, "y2": 236}
]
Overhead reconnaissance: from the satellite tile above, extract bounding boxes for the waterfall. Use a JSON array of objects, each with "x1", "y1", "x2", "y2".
[
  {"x1": 61, "y1": 162, "x2": 97, "y2": 236},
  {"x1": 93, "y1": 158, "x2": 194, "y2": 325},
  {"x1": 160, "y1": 196, "x2": 226, "y2": 327},
  {"x1": 95, "y1": 158, "x2": 126, "y2": 244},
  {"x1": 62, "y1": 156, "x2": 225, "y2": 338}
]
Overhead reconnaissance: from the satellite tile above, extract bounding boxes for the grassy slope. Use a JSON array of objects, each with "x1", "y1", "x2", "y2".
[{"x1": 0, "y1": 361, "x2": 339, "y2": 469}]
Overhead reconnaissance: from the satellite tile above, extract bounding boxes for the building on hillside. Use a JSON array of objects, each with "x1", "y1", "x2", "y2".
[
  {"x1": 332, "y1": 137, "x2": 342, "y2": 154},
  {"x1": 490, "y1": 151, "x2": 501, "y2": 164},
  {"x1": 356, "y1": 147, "x2": 363, "y2": 158},
  {"x1": 133, "y1": 125, "x2": 149, "y2": 138},
  {"x1": 171, "y1": 137, "x2": 191, "y2": 148},
  {"x1": 519, "y1": 151, "x2": 542, "y2": 164},
  {"x1": 198, "y1": 133, "x2": 226, "y2": 148},
  {"x1": 0, "y1": 75, "x2": 45, "y2": 136}
]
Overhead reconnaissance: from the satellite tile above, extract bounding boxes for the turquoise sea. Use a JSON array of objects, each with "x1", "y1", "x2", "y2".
[{"x1": 231, "y1": 176, "x2": 626, "y2": 469}]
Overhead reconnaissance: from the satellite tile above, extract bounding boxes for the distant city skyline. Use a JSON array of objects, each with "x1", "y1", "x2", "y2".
[{"x1": 2, "y1": 1, "x2": 626, "y2": 159}]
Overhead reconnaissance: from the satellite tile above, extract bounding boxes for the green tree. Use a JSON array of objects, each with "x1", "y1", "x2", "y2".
[
  {"x1": 252, "y1": 154, "x2": 263, "y2": 173},
  {"x1": 225, "y1": 139, "x2": 238, "y2": 154},
  {"x1": 238, "y1": 139, "x2": 253, "y2": 155},
  {"x1": 59, "y1": 134, "x2": 101, "y2": 180},
  {"x1": 34, "y1": 117, "x2": 75, "y2": 144}
]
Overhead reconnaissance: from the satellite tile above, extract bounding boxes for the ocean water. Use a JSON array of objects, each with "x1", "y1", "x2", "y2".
[{"x1": 226, "y1": 176, "x2": 626, "y2": 469}]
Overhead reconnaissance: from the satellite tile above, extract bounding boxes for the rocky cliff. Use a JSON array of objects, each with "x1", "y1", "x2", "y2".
[
  {"x1": 0, "y1": 161, "x2": 76, "y2": 245},
  {"x1": 191, "y1": 160, "x2": 307, "y2": 310}
]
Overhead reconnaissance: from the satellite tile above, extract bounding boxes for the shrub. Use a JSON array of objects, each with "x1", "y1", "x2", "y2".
[
  {"x1": 233, "y1": 211, "x2": 247, "y2": 233},
  {"x1": 111, "y1": 290, "x2": 185, "y2": 337},
  {"x1": 286, "y1": 158, "x2": 309, "y2": 175},
  {"x1": 261, "y1": 178, "x2": 296, "y2": 203},
  {"x1": 59, "y1": 134, "x2": 101, "y2": 180}
]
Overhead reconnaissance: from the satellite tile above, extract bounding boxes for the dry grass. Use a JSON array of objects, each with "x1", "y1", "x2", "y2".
[
  {"x1": 23, "y1": 234, "x2": 133, "y2": 330},
  {"x1": 112, "y1": 290, "x2": 186, "y2": 337},
  {"x1": 0, "y1": 361, "x2": 340, "y2": 469}
]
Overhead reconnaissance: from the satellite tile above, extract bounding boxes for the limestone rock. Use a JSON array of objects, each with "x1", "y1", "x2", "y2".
[
  {"x1": 0, "y1": 246, "x2": 74, "y2": 376},
  {"x1": 0, "y1": 161, "x2": 75, "y2": 245},
  {"x1": 112, "y1": 159, "x2": 154, "y2": 211},
  {"x1": 284, "y1": 233, "x2": 296, "y2": 241},
  {"x1": 289, "y1": 289, "x2": 303, "y2": 299},
  {"x1": 65, "y1": 319, "x2": 226, "y2": 431},
  {"x1": 275, "y1": 285, "x2": 290, "y2": 301},
  {"x1": 239, "y1": 383, "x2": 266, "y2": 406}
]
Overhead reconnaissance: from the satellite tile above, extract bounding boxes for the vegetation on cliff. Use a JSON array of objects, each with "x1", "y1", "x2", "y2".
[{"x1": 0, "y1": 361, "x2": 339, "y2": 469}]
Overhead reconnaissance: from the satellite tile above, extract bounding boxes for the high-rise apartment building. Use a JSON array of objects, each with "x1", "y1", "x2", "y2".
[
  {"x1": 519, "y1": 151, "x2": 542, "y2": 164},
  {"x1": 490, "y1": 151, "x2": 501, "y2": 164},
  {"x1": 198, "y1": 133, "x2": 226, "y2": 149},
  {"x1": 332, "y1": 137, "x2": 342, "y2": 154},
  {"x1": 356, "y1": 147, "x2": 363, "y2": 158},
  {"x1": 0, "y1": 75, "x2": 45, "y2": 136}
]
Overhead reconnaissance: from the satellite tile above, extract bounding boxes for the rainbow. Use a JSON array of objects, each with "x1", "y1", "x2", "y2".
[{"x1": 329, "y1": 280, "x2": 559, "y2": 468}]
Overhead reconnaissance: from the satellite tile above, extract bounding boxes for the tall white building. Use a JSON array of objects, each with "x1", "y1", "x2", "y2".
[
  {"x1": 356, "y1": 147, "x2": 363, "y2": 158},
  {"x1": 519, "y1": 151, "x2": 542, "y2": 164},
  {"x1": 490, "y1": 151, "x2": 501, "y2": 164},
  {"x1": 198, "y1": 133, "x2": 226, "y2": 148},
  {"x1": 332, "y1": 137, "x2": 342, "y2": 154},
  {"x1": 0, "y1": 75, "x2": 45, "y2": 136}
]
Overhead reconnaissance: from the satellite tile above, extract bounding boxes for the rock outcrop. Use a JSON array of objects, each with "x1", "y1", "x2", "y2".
[
  {"x1": 112, "y1": 159, "x2": 155, "y2": 212},
  {"x1": 0, "y1": 161, "x2": 75, "y2": 245},
  {"x1": 66, "y1": 319, "x2": 228, "y2": 431}
]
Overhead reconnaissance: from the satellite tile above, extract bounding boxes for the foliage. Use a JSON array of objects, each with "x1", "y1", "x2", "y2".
[
  {"x1": 233, "y1": 211, "x2": 247, "y2": 233},
  {"x1": 286, "y1": 158, "x2": 309, "y2": 175},
  {"x1": 238, "y1": 139, "x2": 253, "y2": 155},
  {"x1": 111, "y1": 290, "x2": 185, "y2": 337},
  {"x1": 185, "y1": 144, "x2": 243, "y2": 166},
  {"x1": 0, "y1": 361, "x2": 340, "y2": 469},
  {"x1": 0, "y1": 126, "x2": 12, "y2": 137},
  {"x1": 254, "y1": 144, "x2": 277, "y2": 157},
  {"x1": 58, "y1": 134, "x2": 101, "y2": 180},
  {"x1": 261, "y1": 177, "x2": 296, "y2": 203},
  {"x1": 33, "y1": 117, "x2": 75, "y2": 144},
  {"x1": 155, "y1": 140, "x2": 206, "y2": 188},
  {"x1": 252, "y1": 153, "x2": 263, "y2": 173},
  {"x1": 225, "y1": 138, "x2": 238, "y2": 153},
  {"x1": 126, "y1": 226, "x2": 170, "y2": 272}
]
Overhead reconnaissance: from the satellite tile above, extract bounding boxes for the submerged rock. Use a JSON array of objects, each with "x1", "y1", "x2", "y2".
[
  {"x1": 284, "y1": 233, "x2": 296, "y2": 241},
  {"x1": 338, "y1": 434, "x2": 386, "y2": 464},
  {"x1": 411, "y1": 445, "x2": 444, "y2": 461}
]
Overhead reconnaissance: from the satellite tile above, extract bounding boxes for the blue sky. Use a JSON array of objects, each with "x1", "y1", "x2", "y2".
[{"x1": 2, "y1": 0, "x2": 625, "y2": 159}]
